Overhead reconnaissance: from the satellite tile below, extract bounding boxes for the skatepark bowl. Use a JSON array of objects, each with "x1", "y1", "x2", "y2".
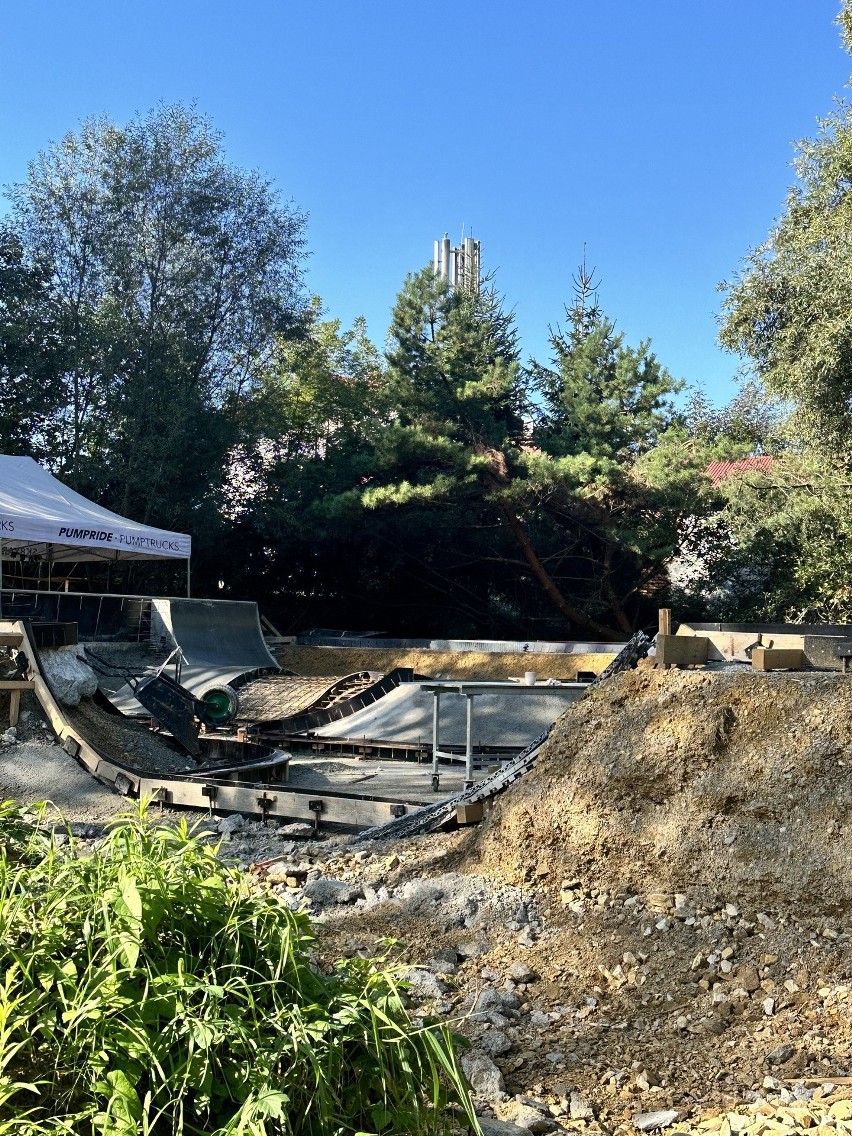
[{"x1": 0, "y1": 601, "x2": 611, "y2": 830}]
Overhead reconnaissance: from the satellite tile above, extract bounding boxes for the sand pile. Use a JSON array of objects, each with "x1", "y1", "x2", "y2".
[
  {"x1": 274, "y1": 645, "x2": 616, "y2": 682},
  {"x1": 471, "y1": 667, "x2": 852, "y2": 916}
]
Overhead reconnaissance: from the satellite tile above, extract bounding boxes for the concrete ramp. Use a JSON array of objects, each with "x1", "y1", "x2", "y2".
[
  {"x1": 108, "y1": 598, "x2": 279, "y2": 713},
  {"x1": 154, "y1": 598, "x2": 278, "y2": 672},
  {"x1": 314, "y1": 682, "x2": 583, "y2": 748}
]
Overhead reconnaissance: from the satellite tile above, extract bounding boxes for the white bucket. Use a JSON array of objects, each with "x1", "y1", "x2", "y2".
[{"x1": 524, "y1": 671, "x2": 537, "y2": 686}]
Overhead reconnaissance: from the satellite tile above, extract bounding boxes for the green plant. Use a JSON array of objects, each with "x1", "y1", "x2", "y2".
[{"x1": 0, "y1": 801, "x2": 477, "y2": 1135}]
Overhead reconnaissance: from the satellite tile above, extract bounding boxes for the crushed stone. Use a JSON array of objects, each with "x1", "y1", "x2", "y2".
[{"x1": 8, "y1": 662, "x2": 852, "y2": 1134}]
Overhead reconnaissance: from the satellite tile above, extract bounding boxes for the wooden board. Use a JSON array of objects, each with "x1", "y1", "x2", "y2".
[
  {"x1": 751, "y1": 647, "x2": 804, "y2": 671},
  {"x1": 656, "y1": 634, "x2": 709, "y2": 668},
  {"x1": 0, "y1": 679, "x2": 34, "y2": 727},
  {"x1": 456, "y1": 802, "x2": 484, "y2": 825}
]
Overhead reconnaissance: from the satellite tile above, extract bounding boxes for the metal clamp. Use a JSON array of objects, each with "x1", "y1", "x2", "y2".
[
  {"x1": 308, "y1": 799, "x2": 324, "y2": 835},
  {"x1": 256, "y1": 793, "x2": 276, "y2": 825}
]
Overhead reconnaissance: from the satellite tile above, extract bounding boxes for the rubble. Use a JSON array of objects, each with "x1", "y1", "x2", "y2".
[{"x1": 233, "y1": 668, "x2": 852, "y2": 1134}]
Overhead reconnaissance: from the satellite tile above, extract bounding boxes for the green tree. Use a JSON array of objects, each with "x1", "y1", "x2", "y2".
[
  {"x1": 7, "y1": 103, "x2": 306, "y2": 540},
  {"x1": 720, "y1": 6, "x2": 852, "y2": 446},
  {"x1": 523, "y1": 264, "x2": 689, "y2": 634},
  {"x1": 329, "y1": 264, "x2": 692, "y2": 639},
  {"x1": 532, "y1": 264, "x2": 677, "y2": 461},
  {"x1": 213, "y1": 303, "x2": 390, "y2": 616},
  {"x1": 667, "y1": 451, "x2": 852, "y2": 624},
  {"x1": 0, "y1": 223, "x2": 67, "y2": 460},
  {"x1": 681, "y1": 379, "x2": 787, "y2": 457}
]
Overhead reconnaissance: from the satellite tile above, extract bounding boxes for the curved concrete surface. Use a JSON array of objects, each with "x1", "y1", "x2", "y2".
[
  {"x1": 107, "y1": 598, "x2": 279, "y2": 713},
  {"x1": 313, "y1": 682, "x2": 583, "y2": 747},
  {"x1": 154, "y1": 598, "x2": 278, "y2": 672}
]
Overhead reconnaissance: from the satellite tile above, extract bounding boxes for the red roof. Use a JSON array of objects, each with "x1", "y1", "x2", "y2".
[{"x1": 705, "y1": 455, "x2": 774, "y2": 485}]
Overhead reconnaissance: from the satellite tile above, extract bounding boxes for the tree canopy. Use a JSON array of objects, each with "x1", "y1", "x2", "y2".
[
  {"x1": 719, "y1": 6, "x2": 852, "y2": 447},
  {"x1": 3, "y1": 103, "x2": 306, "y2": 552},
  {"x1": 3, "y1": 100, "x2": 803, "y2": 636}
]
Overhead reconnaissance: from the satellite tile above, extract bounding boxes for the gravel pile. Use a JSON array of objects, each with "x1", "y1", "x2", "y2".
[
  {"x1": 63, "y1": 698, "x2": 195, "y2": 775},
  {"x1": 236, "y1": 668, "x2": 852, "y2": 1135},
  {"x1": 8, "y1": 661, "x2": 852, "y2": 1134},
  {"x1": 236, "y1": 824, "x2": 852, "y2": 1135}
]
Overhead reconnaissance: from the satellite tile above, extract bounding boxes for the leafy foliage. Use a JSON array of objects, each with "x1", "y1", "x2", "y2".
[
  {"x1": 0, "y1": 802, "x2": 475, "y2": 1136},
  {"x1": 2, "y1": 103, "x2": 306, "y2": 589},
  {"x1": 670, "y1": 452, "x2": 852, "y2": 623},
  {"x1": 719, "y1": 20, "x2": 852, "y2": 447},
  {"x1": 0, "y1": 224, "x2": 67, "y2": 461}
]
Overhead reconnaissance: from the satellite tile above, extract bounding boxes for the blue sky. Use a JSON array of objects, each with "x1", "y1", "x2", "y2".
[{"x1": 1, "y1": 1, "x2": 849, "y2": 405}]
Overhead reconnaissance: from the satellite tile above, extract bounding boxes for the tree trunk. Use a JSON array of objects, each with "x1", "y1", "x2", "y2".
[
  {"x1": 496, "y1": 502, "x2": 623, "y2": 642},
  {"x1": 602, "y1": 542, "x2": 634, "y2": 635}
]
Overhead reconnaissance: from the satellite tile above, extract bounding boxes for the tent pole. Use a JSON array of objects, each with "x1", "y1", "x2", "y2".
[
  {"x1": 0, "y1": 537, "x2": 3, "y2": 619},
  {"x1": 186, "y1": 559, "x2": 191, "y2": 598}
]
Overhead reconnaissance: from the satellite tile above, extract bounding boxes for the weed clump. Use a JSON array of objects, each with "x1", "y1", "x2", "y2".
[{"x1": 0, "y1": 802, "x2": 475, "y2": 1135}]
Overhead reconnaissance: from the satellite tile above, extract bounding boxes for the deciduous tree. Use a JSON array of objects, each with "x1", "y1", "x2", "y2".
[
  {"x1": 7, "y1": 103, "x2": 306, "y2": 538},
  {"x1": 720, "y1": 7, "x2": 852, "y2": 446}
]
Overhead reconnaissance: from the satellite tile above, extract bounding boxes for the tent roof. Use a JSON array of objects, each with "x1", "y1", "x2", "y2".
[{"x1": 0, "y1": 456, "x2": 191, "y2": 562}]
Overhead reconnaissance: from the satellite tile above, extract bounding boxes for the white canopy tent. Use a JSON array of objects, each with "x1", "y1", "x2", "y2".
[{"x1": 0, "y1": 456, "x2": 191, "y2": 597}]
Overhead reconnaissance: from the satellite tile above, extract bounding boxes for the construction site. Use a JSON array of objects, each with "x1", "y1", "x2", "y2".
[{"x1": 4, "y1": 456, "x2": 852, "y2": 1136}]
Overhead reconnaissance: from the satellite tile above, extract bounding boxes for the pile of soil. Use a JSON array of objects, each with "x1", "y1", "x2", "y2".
[
  {"x1": 274, "y1": 645, "x2": 616, "y2": 682},
  {"x1": 261, "y1": 668, "x2": 852, "y2": 1133},
  {"x1": 472, "y1": 667, "x2": 852, "y2": 914},
  {"x1": 11, "y1": 653, "x2": 852, "y2": 1132}
]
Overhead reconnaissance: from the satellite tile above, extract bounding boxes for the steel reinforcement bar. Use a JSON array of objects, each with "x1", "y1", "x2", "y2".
[{"x1": 246, "y1": 667, "x2": 416, "y2": 739}]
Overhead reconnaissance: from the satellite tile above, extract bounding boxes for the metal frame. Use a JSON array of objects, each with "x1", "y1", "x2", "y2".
[
  {"x1": 422, "y1": 681, "x2": 586, "y2": 789},
  {"x1": 2, "y1": 617, "x2": 420, "y2": 830}
]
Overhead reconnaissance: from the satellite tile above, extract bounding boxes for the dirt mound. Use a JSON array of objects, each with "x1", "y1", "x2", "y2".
[
  {"x1": 471, "y1": 667, "x2": 852, "y2": 916},
  {"x1": 274, "y1": 645, "x2": 616, "y2": 681}
]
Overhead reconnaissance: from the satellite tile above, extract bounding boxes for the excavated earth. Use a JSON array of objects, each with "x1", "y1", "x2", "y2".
[
  {"x1": 273, "y1": 645, "x2": 616, "y2": 682},
  {"x1": 245, "y1": 667, "x2": 852, "y2": 1135},
  {"x1": 7, "y1": 664, "x2": 852, "y2": 1134}
]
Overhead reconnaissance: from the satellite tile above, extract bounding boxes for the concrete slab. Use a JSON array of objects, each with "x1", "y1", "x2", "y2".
[
  {"x1": 313, "y1": 681, "x2": 583, "y2": 747},
  {"x1": 285, "y1": 754, "x2": 490, "y2": 803}
]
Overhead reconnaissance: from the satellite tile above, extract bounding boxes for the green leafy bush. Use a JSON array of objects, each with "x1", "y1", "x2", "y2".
[{"x1": 0, "y1": 802, "x2": 476, "y2": 1136}]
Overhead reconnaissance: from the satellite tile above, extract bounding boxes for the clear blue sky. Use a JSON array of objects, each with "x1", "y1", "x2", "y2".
[{"x1": 1, "y1": 1, "x2": 849, "y2": 405}]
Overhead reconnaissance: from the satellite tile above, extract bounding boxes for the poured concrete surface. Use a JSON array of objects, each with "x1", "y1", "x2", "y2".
[
  {"x1": 285, "y1": 753, "x2": 492, "y2": 803},
  {"x1": 154, "y1": 598, "x2": 278, "y2": 671},
  {"x1": 313, "y1": 681, "x2": 583, "y2": 747},
  {"x1": 105, "y1": 598, "x2": 282, "y2": 712}
]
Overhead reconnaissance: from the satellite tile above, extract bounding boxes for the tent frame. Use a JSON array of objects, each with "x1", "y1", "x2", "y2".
[{"x1": 0, "y1": 538, "x2": 191, "y2": 618}]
